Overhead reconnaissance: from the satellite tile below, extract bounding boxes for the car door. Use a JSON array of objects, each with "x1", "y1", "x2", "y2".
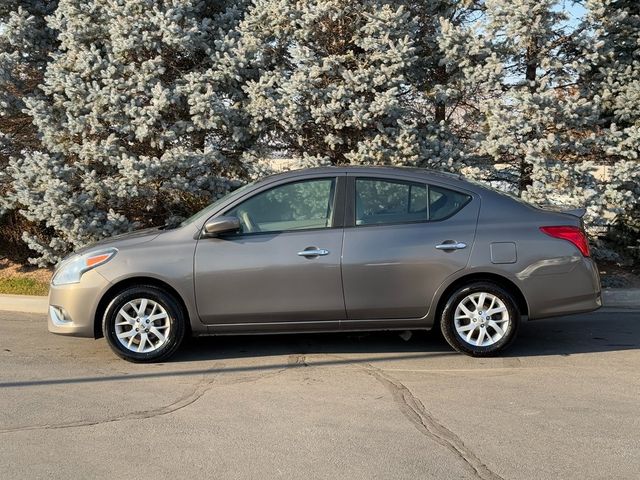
[
  {"x1": 341, "y1": 175, "x2": 479, "y2": 322},
  {"x1": 194, "y1": 175, "x2": 346, "y2": 328}
]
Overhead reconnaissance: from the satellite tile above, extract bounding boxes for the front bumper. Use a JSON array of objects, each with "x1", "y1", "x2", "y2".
[{"x1": 48, "y1": 269, "x2": 111, "y2": 337}]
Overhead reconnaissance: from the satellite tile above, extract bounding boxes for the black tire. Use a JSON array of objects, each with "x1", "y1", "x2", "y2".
[
  {"x1": 440, "y1": 281, "x2": 520, "y2": 357},
  {"x1": 102, "y1": 285, "x2": 186, "y2": 362}
]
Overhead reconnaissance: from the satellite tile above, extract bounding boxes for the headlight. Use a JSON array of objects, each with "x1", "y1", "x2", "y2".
[{"x1": 52, "y1": 248, "x2": 118, "y2": 286}]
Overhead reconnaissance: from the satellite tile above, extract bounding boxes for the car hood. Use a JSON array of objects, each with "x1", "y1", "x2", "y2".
[{"x1": 74, "y1": 227, "x2": 163, "y2": 255}]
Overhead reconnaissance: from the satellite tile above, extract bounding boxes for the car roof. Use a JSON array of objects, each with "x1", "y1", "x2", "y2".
[{"x1": 261, "y1": 165, "x2": 464, "y2": 184}]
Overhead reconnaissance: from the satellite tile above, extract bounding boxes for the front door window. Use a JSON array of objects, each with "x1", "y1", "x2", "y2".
[{"x1": 227, "y1": 178, "x2": 336, "y2": 234}]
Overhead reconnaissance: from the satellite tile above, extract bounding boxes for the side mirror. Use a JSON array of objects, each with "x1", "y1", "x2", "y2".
[{"x1": 202, "y1": 216, "x2": 240, "y2": 237}]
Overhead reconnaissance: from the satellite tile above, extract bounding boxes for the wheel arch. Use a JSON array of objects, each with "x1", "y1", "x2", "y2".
[
  {"x1": 433, "y1": 272, "x2": 529, "y2": 327},
  {"x1": 94, "y1": 276, "x2": 191, "y2": 339}
]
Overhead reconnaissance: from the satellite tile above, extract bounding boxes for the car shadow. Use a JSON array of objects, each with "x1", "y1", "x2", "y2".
[
  {"x1": 173, "y1": 330, "x2": 451, "y2": 363},
  {"x1": 1, "y1": 309, "x2": 636, "y2": 390},
  {"x1": 505, "y1": 308, "x2": 639, "y2": 357},
  {"x1": 172, "y1": 308, "x2": 640, "y2": 363}
]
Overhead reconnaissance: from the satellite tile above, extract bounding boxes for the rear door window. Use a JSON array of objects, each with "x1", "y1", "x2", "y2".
[
  {"x1": 355, "y1": 178, "x2": 470, "y2": 225},
  {"x1": 355, "y1": 178, "x2": 428, "y2": 226}
]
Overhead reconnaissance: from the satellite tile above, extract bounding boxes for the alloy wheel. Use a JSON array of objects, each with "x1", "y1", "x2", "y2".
[
  {"x1": 114, "y1": 298, "x2": 171, "y2": 353},
  {"x1": 453, "y1": 292, "x2": 510, "y2": 347}
]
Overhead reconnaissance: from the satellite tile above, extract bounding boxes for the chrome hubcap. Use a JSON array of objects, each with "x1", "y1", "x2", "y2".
[
  {"x1": 454, "y1": 292, "x2": 510, "y2": 347},
  {"x1": 115, "y1": 298, "x2": 170, "y2": 353}
]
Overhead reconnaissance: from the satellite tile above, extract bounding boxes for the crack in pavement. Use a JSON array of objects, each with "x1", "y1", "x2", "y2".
[
  {"x1": 0, "y1": 374, "x2": 216, "y2": 434},
  {"x1": 370, "y1": 369, "x2": 505, "y2": 480},
  {"x1": 0, "y1": 365, "x2": 289, "y2": 434},
  {"x1": 327, "y1": 355, "x2": 504, "y2": 480}
]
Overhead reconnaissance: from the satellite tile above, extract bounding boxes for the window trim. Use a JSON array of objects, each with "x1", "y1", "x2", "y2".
[
  {"x1": 346, "y1": 176, "x2": 471, "y2": 228},
  {"x1": 214, "y1": 175, "x2": 346, "y2": 238}
]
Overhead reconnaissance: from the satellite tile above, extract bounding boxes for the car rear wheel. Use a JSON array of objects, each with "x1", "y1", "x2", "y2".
[
  {"x1": 440, "y1": 282, "x2": 519, "y2": 356},
  {"x1": 103, "y1": 286, "x2": 185, "y2": 362}
]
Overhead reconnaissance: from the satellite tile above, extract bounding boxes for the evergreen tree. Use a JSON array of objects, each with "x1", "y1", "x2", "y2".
[
  {"x1": 0, "y1": 0, "x2": 638, "y2": 262},
  {"x1": 6, "y1": 0, "x2": 249, "y2": 264},
  {"x1": 233, "y1": 0, "x2": 424, "y2": 167},
  {"x1": 441, "y1": 0, "x2": 600, "y2": 211},
  {"x1": 0, "y1": 1, "x2": 57, "y2": 211},
  {"x1": 583, "y1": 0, "x2": 640, "y2": 254},
  {"x1": 0, "y1": 1, "x2": 58, "y2": 259},
  {"x1": 407, "y1": 0, "x2": 485, "y2": 171}
]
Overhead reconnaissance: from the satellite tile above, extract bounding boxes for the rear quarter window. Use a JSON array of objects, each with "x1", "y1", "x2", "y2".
[{"x1": 429, "y1": 185, "x2": 471, "y2": 221}]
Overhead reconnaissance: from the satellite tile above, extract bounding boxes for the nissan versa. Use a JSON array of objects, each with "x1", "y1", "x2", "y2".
[{"x1": 48, "y1": 167, "x2": 602, "y2": 362}]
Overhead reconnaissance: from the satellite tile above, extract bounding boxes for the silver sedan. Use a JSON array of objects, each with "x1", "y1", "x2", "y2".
[{"x1": 47, "y1": 167, "x2": 601, "y2": 362}]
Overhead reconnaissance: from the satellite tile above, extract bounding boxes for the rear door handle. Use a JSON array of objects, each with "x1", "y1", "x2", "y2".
[
  {"x1": 435, "y1": 242, "x2": 467, "y2": 251},
  {"x1": 297, "y1": 248, "x2": 330, "y2": 257}
]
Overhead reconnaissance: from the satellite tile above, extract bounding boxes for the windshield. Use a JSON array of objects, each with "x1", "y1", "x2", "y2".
[{"x1": 180, "y1": 181, "x2": 257, "y2": 228}]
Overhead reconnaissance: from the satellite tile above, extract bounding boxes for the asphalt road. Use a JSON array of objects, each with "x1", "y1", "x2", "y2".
[{"x1": 1, "y1": 308, "x2": 639, "y2": 480}]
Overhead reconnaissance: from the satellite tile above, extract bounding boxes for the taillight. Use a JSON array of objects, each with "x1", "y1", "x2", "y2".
[{"x1": 540, "y1": 226, "x2": 590, "y2": 257}]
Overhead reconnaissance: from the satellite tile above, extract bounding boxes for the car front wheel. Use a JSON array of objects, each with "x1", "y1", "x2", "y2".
[
  {"x1": 103, "y1": 286, "x2": 185, "y2": 362},
  {"x1": 440, "y1": 282, "x2": 520, "y2": 356}
]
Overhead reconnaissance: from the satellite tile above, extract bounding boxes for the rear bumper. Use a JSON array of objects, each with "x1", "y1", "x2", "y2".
[
  {"x1": 48, "y1": 270, "x2": 111, "y2": 337},
  {"x1": 522, "y1": 256, "x2": 601, "y2": 320}
]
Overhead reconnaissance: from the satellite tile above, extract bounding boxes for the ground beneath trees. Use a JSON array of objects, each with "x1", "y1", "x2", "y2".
[
  {"x1": 598, "y1": 261, "x2": 640, "y2": 288},
  {"x1": 0, "y1": 258, "x2": 51, "y2": 296}
]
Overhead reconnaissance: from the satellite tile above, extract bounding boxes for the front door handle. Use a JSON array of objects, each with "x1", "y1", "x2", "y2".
[
  {"x1": 435, "y1": 242, "x2": 467, "y2": 251},
  {"x1": 297, "y1": 248, "x2": 330, "y2": 257}
]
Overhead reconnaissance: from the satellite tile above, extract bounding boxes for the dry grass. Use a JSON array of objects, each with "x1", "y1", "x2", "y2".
[{"x1": 0, "y1": 258, "x2": 52, "y2": 296}]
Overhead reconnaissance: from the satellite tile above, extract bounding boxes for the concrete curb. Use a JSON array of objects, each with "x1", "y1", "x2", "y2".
[
  {"x1": 0, "y1": 289, "x2": 637, "y2": 315},
  {"x1": 0, "y1": 294, "x2": 48, "y2": 314},
  {"x1": 602, "y1": 288, "x2": 639, "y2": 308}
]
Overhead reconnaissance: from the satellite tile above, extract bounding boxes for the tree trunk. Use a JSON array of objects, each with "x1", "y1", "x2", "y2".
[
  {"x1": 435, "y1": 64, "x2": 447, "y2": 123},
  {"x1": 519, "y1": 38, "x2": 539, "y2": 195},
  {"x1": 526, "y1": 41, "x2": 538, "y2": 92}
]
